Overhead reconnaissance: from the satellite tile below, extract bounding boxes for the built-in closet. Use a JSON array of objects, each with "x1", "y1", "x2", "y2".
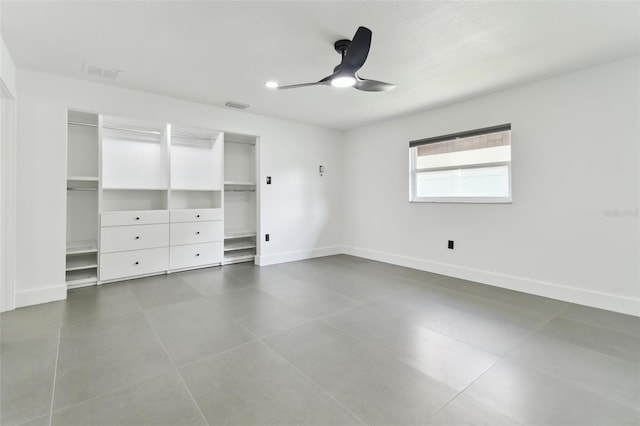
[{"x1": 64, "y1": 111, "x2": 258, "y2": 288}]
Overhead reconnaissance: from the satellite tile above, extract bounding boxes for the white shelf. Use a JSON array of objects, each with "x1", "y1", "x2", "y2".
[
  {"x1": 67, "y1": 176, "x2": 99, "y2": 182},
  {"x1": 102, "y1": 187, "x2": 169, "y2": 191},
  {"x1": 224, "y1": 181, "x2": 256, "y2": 186},
  {"x1": 66, "y1": 256, "x2": 98, "y2": 272},
  {"x1": 66, "y1": 269, "x2": 98, "y2": 289},
  {"x1": 224, "y1": 229, "x2": 257, "y2": 240},
  {"x1": 224, "y1": 241, "x2": 257, "y2": 252},
  {"x1": 223, "y1": 249, "x2": 255, "y2": 264},
  {"x1": 67, "y1": 240, "x2": 98, "y2": 255},
  {"x1": 170, "y1": 188, "x2": 221, "y2": 192}
]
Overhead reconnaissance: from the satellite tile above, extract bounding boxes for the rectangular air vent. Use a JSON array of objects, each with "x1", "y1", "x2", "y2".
[
  {"x1": 225, "y1": 101, "x2": 250, "y2": 110},
  {"x1": 83, "y1": 63, "x2": 121, "y2": 80}
]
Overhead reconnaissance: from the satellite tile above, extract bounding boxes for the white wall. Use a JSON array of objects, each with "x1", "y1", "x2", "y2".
[
  {"x1": 14, "y1": 70, "x2": 343, "y2": 307},
  {"x1": 343, "y1": 57, "x2": 639, "y2": 316},
  {"x1": 0, "y1": 31, "x2": 17, "y2": 312}
]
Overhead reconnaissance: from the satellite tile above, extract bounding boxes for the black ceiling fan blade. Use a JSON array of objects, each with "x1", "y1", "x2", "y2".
[
  {"x1": 277, "y1": 75, "x2": 333, "y2": 90},
  {"x1": 354, "y1": 77, "x2": 397, "y2": 92},
  {"x1": 340, "y1": 26, "x2": 372, "y2": 73}
]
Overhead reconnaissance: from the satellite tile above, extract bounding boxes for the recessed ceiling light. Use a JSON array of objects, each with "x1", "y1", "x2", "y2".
[
  {"x1": 265, "y1": 81, "x2": 279, "y2": 89},
  {"x1": 330, "y1": 76, "x2": 356, "y2": 88}
]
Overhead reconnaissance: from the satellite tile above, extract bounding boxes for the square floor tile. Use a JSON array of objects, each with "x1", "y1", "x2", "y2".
[
  {"x1": 426, "y1": 394, "x2": 521, "y2": 425},
  {"x1": 63, "y1": 282, "x2": 141, "y2": 325},
  {"x1": 465, "y1": 359, "x2": 640, "y2": 425},
  {"x1": 325, "y1": 304, "x2": 499, "y2": 390},
  {"x1": 207, "y1": 288, "x2": 311, "y2": 337},
  {"x1": 177, "y1": 267, "x2": 255, "y2": 297},
  {"x1": 145, "y1": 298, "x2": 255, "y2": 365},
  {"x1": 540, "y1": 317, "x2": 640, "y2": 363},
  {"x1": 265, "y1": 321, "x2": 457, "y2": 425},
  {"x1": 53, "y1": 311, "x2": 173, "y2": 409},
  {"x1": 52, "y1": 372, "x2": 206, "y2": 426},
  {"x1": 180, "y1": 341, "x2": 363, "y2": 425},
  {"x1": 127, "y1": 274, "x2": 201, "y2": 309},
  {"x1": 258, "y1": 279, "x2": 358, "y2": 318}
]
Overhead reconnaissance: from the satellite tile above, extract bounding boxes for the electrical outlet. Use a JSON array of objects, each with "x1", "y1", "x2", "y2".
[
  {"x1": 265, "y1": 234, "x2": 270, "y2": 242},
  {"x1": 448, "y1": 240, "x2": 454, "y2": 249},
  {"x1": 266, "y1": 176, "x2": 271, "y2": 184}
]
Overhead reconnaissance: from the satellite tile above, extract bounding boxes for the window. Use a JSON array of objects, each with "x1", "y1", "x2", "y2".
[{"x1": 409, "y1": 124, "x2": 512, "y2": 203}]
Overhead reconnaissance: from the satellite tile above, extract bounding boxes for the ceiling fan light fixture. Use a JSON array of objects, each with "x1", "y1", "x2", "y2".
[
  {"x1": 265, "y1": 80, "x2": 279, "y2": 89},
  {"x1": 330, "y1": 76, "x2": 356, "y2": 88}
]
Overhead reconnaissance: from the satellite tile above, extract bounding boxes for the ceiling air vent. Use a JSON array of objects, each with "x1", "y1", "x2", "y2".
[
  {"x1": 225, "y1": 101, "x2": 250, "y2": 110},
  {"x1": 83, "y1": 63, "x2": 122, "y2": 80}
]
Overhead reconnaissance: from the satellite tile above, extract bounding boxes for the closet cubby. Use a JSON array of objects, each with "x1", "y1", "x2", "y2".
[
  {"x1": 66, "y1": 110, "x2": 100, "y2": 288},
  {"x1": 101, "y1": 116, "x2": 169, "y2": 190},
  {"x1": 223, "y1": 133, "x2": 258, "y2": 264},
  {"x1": 170, "y1": 190, "x2": 221, "y2": 210},
  {"x1": 102, "y1": 189, "x2": 169, "y2": 212}
]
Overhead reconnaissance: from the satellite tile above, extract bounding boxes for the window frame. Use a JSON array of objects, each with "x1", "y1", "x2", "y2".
[{"x1": 409, "y1": 124, "x2": 512, "y2": 204}]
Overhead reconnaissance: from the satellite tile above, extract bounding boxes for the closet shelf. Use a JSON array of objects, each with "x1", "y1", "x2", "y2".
[
  {"x1": 67, "y1": 240, "x2": 98, "y2": 255},
  {"x1": 224, "y1": 241, "x2": 257, "y2": 252},
  {"x1": 224, "y1": 181, "x2": 255, "y2": 186},
  {"x1": 102, "y1": 187, "x2": 169, "y2": 191},
  {"x1": 67, "y1": 176, "x2": 99, "y2": 182},
  {"x1": 224, "y1": 229, "x2": 257, "y2": 239},
  {"x1": 223, "y1": 250, "x2": 255, "y2": 263},
  {"x1": 66, "y1": 270, "x2": 98, "y2": 289},
  {"x1": 170, "y1": 188, "x2": 222, "y2": 192}
]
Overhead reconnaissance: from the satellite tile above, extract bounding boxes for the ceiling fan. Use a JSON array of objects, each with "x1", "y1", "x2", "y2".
[{"x1": 276, "y1": 26, "x2": 396, "y2": 92}]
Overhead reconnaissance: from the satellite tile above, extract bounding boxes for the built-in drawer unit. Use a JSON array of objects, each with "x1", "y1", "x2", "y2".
[
  {"x1": 100, "y1": 224, "x2": 169, "y2": 253},
  {"x1": 100, "y1": 247, "x2": 169, "y2": 281},
  {"x1": 101, "y1": 210, "x2": 170, "y2": 227},
  {"x1": 169, "y1": 242, "x2": 223, "y2": 270},
  {"x1": 170, "y1": 208, "x2": 222, "y2": 223},
  {"x1": 170, "y1": 221, "x2": 223, "y2": 246}
]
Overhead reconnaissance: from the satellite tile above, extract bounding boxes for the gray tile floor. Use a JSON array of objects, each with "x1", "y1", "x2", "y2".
[{"x1": 1, "y1": 255, "x2": 639, "y2": 426}]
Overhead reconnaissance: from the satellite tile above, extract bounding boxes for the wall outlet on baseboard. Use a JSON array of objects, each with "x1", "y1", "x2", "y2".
[{"x1": 448, "y1": 240, "x2": 454, "y2": 249}]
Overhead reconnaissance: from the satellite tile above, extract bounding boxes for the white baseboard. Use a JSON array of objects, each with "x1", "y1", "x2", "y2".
[
  {"x1": 15, "y1": 285, "x2": 66, "y2": 309},
  {"x1": 342, "y1": 245, "x2": 640, "y2": 317},
  {"x1": 256, "y1": 245, "x2": 342, "y2": 266}
]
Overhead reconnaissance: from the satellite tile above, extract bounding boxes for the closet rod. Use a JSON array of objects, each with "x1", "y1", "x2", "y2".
[
  {"x1": 172, "y1": 134, "x2": 215, "y2": 142},
  {"x1": 225, "y1": 189, "x2": 256, "y2": 192},
  {"x1": 67, "y1": 187, "x2": 97, "y2": 191},
  {"x1": 225, "y1": 140, "x2": 256, "y2": 145},
  {"x1": 68, "y1": 121, "x2": 98, "y2": 128},
  {"x1": 69, "y1": 121, "x2": 163, "y2": 135}
]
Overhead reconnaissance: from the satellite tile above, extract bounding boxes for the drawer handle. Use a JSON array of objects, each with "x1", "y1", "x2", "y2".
[
  {"x1": 196, "y1": 231, "x2": 200, "y2": 235},
  {"x1": 135, "y1": 217, "x2": 140, "y2": 220},
  {"x1": 135, "y1": 236, "x2": 140, "y2": 240},
  {"x1": 196, "y1": 214, "x2": 200, "y2": 218},
  {"x1": 135, "y1": 261, "x2": 139, "y2": 265},
  {"x1": 196, "y1": 253, "x2": 200, "y2": 256}
]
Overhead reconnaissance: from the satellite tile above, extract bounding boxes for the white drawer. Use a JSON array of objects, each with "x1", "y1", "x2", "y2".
[
  {"x1": 170, "y1": 209, "x2": 222, "y2": 223},
  {"x1": 169, "y1": 242, "x2": 223, "y2": 270},
  {"x1": 100, "y1": 247, "x2": 168, "y2": 281},
  {"x1": 102, "y1": 210, "x2": 169, "y2": 227},
  {"x1": 170, "y1": 221, "x2": 223, "y2": 246},
  {"x1": 101, "y1": 224, "x2": 169, "y2": 253}
]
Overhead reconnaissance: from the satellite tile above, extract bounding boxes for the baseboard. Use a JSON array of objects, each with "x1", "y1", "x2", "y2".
[
  {"x1": 256, "y1": 245, "x2": 342, "y2": 266},
  {"x1": 342, "y1": 245, "x2": 640, "y2": 317},
  {"x1": 15, "y1": 285, "x2": 66, "y2": 309}
]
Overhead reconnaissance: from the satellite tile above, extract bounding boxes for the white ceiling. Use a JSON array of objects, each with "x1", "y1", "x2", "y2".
[{"x1": 2, "y1": 1, "x2": 639, "y2": 130}]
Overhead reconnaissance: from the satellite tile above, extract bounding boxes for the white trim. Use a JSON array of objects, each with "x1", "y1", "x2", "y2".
[
  {"x1": 342, "y1": 245, "x2": 640, "y2": 317},
  {"x1": 15, "y1": 286, "x2": 67, "y2": 309},
  {"x1": 255, "y1": 245, "x2": 342, "y2": 266}
]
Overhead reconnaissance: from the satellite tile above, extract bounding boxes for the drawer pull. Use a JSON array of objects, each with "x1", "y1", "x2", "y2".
[
  {"x1": 135, "y1": 261, "x2": 139, "y2": 265},
  {"x1": 196, "y1": 231, "x2": 200, "y2": 235},
  {"x1": 196, "y1": 214, "x2": 200, "y2": 218},
  {"x1": 135, "y1": 236, "x2": 140, "y2": 240},
  {"x1": 195, "y1": 253, "x2": 200, "y2": 256},
  {"x1": 135, "y1": 217, "x2": 140, "y2": 220}
]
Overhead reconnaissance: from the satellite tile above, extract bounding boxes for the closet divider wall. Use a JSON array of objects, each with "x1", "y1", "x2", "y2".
[{"x1": 65, "y1": 111, "x2": 258, "y2": 288}]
